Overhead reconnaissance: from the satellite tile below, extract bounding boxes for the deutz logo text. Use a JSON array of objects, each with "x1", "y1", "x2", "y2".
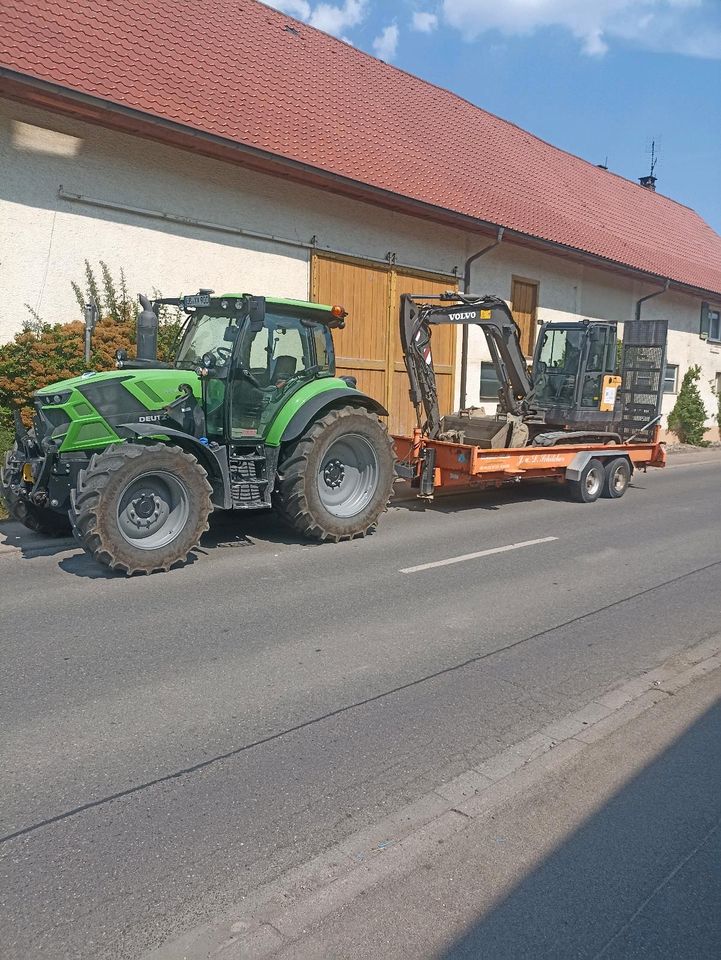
[{"x1": 138, "y1": 414, "x2": 166, "y2": 423}]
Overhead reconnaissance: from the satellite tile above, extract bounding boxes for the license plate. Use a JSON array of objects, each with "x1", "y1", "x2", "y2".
[{"x1": 184, "y1": 294, "x2": 211, "y2": 308}]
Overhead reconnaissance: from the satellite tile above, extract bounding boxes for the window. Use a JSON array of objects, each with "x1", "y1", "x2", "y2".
[
  {"x1": 663, "y1": 364, "x2": 678, "y2": 394},
  {"x1": 711, "y1": 310, "x2": 721, "y2": 342},
  {"x1": 534, "y1": 326, "x2": 585, "y2": 407},
  {"x1": 702, "y1": 303, "x2": 721, "y2": 342},
  {"x1": 479, "y1": 361, "x2": 501, "y2": 400}
]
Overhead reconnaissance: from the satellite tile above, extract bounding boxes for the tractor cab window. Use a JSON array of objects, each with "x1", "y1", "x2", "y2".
[
  {"x1": 534, "y1": 327, "x2": 585, "y2": 407},
  {"x1": 175, "y1": 312, "x2": 236, "y2": 367},
  {"x1": 231, "y1": 312, "x2": 332, "y2": 438}
]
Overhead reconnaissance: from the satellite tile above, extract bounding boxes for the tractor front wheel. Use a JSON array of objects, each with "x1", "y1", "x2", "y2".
[
  {"x1": 274, "y1": 406, "x2": 395, "y2": 542},
  {"x1": 70, "y1": 443, "x2": 212, "y2": 574}
]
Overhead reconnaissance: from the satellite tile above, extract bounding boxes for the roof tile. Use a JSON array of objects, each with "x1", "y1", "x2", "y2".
[{"x1": 2, "y1": 0, "x2": 721, "y2": 296}]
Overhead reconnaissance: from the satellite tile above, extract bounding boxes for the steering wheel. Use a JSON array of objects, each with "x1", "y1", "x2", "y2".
[
  {"x1": 273, "y1": 365, "x2": 320, "y2": 390},
  {"x1": 214, "y1": 345, "x2": 233, "y2": 364}
]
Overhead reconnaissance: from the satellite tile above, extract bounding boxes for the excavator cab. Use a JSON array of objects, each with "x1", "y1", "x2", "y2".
[{"x1": 531, "y1": 320, "x2": 620, "y2": 430}]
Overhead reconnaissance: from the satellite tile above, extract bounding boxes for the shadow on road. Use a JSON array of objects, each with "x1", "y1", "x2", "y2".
[
  {"x1": 392, "y1": 479, "x2": 576, "y2": 515},
  {"x1": 0, "y1": 520, "x2": 76, "y2": 560},
  {"x1": 438, "y1": 696, "x2": 721, "y2": 960}
]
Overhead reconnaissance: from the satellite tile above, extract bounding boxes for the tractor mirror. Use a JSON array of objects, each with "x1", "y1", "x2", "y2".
[
  {"x1": 248, "y1": 296, "x2": 266, "y2": 332},
  {"x1": 223, "y1": 325, "x2": 238, "y2": 343}
]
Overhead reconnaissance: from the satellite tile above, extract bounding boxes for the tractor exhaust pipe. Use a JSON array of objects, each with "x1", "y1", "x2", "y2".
[{"x1": 137, "y1": 294, "x2": 159, "y2": 362}]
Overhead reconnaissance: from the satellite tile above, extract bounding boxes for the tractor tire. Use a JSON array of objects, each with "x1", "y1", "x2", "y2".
[
  {"x1": 567, "y1": 458, "x2": 604, "y2": 504},
  {"x1": 70, "y1": 443, "x2": 212, "y2": 575},
  {"x1": 602, "y1": 457, "x2": 631, "y2": 499},
  {"x1": 1, "y1": 447, "x2": 71, "y2": 536},
  {"x1": 274, "y1": 405, "x2": 395, "y2": 542}
]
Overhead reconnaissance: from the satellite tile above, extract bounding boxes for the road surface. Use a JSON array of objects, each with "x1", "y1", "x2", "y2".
[{"x1": 1, "y1": 454, "x2": 720, "y2": 958}]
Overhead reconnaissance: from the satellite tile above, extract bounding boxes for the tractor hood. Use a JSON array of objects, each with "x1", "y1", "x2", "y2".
[
  {"x1": 32, "y1": 367, "x2": 203, "y2": 453},
  {"x1": 33, "y1": 367, "x2": 202, "y2": 401}
]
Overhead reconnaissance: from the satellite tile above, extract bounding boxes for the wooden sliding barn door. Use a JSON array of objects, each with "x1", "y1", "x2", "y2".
[{"x1": 312, "y1": 252, "x2": 457, "y2": 433}]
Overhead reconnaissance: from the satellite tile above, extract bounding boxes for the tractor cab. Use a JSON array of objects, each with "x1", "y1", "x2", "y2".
[
  {"x1": 531, "y1": 320, "x2": 619, "y2": 429},
  {"x1": 172, "y1": 293, "x2": 344, "y2": 442}
]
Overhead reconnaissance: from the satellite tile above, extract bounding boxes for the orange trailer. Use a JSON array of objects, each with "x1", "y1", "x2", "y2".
[{"x1": 393, "y1": 427, "x2": 666, "y2": 503}]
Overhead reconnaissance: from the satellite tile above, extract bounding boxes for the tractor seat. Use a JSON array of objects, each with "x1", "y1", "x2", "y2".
[{"x1": 272, "y1": 355, "x2": 298, "y2": 384}]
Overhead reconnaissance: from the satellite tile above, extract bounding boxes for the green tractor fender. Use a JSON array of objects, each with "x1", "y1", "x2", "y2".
[
  {"x1": 268, "y1": 386, "x2": 389, "y2": 447},
  {"x1": 119, "y1": 423, "x2": 232, "y2": 508}
]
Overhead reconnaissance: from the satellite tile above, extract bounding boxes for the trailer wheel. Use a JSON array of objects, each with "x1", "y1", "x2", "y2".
[
  {"x1": 568, "y1": 458, "x2": 604, "y2": 503},
  {"x1": 602, "y1": 457, "x2": 631, "y2": 499},
  {"x1": 70, "y1": 443, "x2": 212, "y2": 575}
]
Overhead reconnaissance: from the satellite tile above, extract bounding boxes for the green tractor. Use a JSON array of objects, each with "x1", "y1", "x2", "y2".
[{"x1": 1, "y1": 290, "x2": 395, "y2": 573}]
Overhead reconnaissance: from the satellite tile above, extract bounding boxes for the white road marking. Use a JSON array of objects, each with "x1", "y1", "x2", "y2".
[{"x1": 400, "y1": 536, "x2": 558, "y2": 574}]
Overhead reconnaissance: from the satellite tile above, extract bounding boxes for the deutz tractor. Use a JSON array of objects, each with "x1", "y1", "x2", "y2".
[{"x1": 1, "y1": 291, "x2": 395, "y2": 574}]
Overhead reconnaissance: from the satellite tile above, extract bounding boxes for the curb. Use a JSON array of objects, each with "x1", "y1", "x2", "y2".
[{"x1": 144, "y1": 635, "x2": 721, "y2": 960}]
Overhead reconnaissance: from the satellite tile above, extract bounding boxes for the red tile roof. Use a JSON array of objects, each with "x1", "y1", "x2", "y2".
[{"x1": 3, "y1": 0, "x2": 721, "y2": 297}]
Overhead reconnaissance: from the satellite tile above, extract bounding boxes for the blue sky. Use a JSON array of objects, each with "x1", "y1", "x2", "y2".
[{"x1": 263, "y1": 1, "x2": 721, "y2": 234}]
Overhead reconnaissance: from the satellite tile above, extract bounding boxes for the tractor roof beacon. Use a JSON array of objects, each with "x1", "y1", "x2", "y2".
[{"x1": 1, "y1": 291, "x2": 395, "y2": 574}]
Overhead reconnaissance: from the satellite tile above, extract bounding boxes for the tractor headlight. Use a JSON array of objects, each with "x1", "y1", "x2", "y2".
[{"x1": 37, "y1": 391, "x2": 72, "y2": 406}]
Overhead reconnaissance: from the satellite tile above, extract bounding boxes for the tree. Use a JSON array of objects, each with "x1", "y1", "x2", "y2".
[{"x1": 668, "y1": 365, "x2": 708, "y2": 445}]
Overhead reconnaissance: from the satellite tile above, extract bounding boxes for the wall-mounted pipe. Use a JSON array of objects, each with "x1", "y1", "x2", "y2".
[
  {"x1": 635, "y1": 278, "x2": 670, "y2": 320},
  {"x1": 459, "y1": 227, "x2": 504, "y2": 408}
]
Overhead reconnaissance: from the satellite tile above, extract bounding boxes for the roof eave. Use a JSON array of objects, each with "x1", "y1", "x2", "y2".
[{"x1": 1, "y1": 69, "x2": 718, "y2": 302}]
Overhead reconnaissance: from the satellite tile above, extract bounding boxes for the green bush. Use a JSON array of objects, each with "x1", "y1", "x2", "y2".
[
  {"x1": 668, "y1": 365, "x2": 708, "y2": 445},
  {"x1": 711, "y1": 378, "x2": 721, "y2": 435},
  {"x1": 0, "y1": 262, "x2": 181, "y2": 426}
]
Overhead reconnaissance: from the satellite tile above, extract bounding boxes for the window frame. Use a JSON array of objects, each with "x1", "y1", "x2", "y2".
[
  {"x1": 663, "y1": 363, "x2": 679, "y2": 395},
  {"x1": 479, "y1": 360, "x2": 502, "y2": 401},
  {"x1": 708, "y1": 305, "x2": 721, "y2": 343}
]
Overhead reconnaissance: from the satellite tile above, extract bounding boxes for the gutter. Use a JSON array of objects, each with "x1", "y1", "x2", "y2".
[
  {"x1": 2, "y1": 70, "x2": 720, "y2": 303},
  {"x1": 459, "y1": 227, "x2": 504, "y2": 408},
  {"x1": 635, "y1": 278, "x2": 670, "y2": 321}
]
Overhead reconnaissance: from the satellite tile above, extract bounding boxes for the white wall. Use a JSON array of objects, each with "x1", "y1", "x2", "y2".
[
  {"x1": 0, "y1": 100, "x2": 465, "y2": 338},
  {"x1": 2, "y1": 98, "x2": 719, "y2": 435}
]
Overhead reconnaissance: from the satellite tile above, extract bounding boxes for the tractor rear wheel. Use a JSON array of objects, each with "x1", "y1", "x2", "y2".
[
  {"x1": 70, "y1": 443, "x2": 212, "y2": 574},
  {"x1": 274, "y1": 406, "x2": 395, "y2": 542}
]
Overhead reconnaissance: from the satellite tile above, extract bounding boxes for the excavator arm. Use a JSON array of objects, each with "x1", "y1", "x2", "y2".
[{"x1": 400, "y1": 293, "x2": 533, "y2": 438}]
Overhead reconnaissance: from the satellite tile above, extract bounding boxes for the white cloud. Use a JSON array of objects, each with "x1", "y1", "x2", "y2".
[
  {"x1": 260, "y1": 0, "x2": 367, "y2": 37},
  {"x1": 309, "y1": 0, "x2": 367, "y2": 36},
  {"x1": 441, "y1": 0, "x2": 721, "y2": 58},
  {"x1": 372, "y1": 23, "x2": 400, "y2": 60},
  {"x1": 412, "y1": 11, "x2": 439, "y2": 33}
]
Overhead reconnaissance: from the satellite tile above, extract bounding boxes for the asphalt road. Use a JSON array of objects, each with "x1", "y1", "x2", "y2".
[{"x1": 1, "y1": 455, "x2": 720, "y2": 959}]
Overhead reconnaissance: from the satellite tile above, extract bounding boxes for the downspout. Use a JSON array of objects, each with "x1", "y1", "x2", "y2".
[
  {"x1": 460, "y1": 227, "x2": 504, "y2": 408},
  {"x1": 635, "y1": 278, "x2": 670, "y2": 320}
]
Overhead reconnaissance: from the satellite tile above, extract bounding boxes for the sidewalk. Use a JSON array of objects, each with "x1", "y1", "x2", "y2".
[{"x1": 269, "y1": 666, "x2": 721, "y2": 960}]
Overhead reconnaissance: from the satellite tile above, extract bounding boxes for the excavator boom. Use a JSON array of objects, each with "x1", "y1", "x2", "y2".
[{"x1": 400, "y1": 292, "x2": 533, "y2": 437}]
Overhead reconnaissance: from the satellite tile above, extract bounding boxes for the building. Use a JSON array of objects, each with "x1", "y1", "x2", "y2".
[{"x1": 2, "y1": 0, "x2": 721, "y2": 437}]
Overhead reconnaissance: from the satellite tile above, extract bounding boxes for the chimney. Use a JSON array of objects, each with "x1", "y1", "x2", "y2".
[{"x1": 639, "y1": 174, "x2": 657, "y2": 191}]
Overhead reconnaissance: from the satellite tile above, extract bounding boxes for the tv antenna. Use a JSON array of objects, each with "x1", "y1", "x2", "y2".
[{"x1": 646, "y1": 137, "x2": 661, "y2": 178}]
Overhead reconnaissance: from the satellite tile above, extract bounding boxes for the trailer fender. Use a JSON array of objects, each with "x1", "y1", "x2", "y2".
[{"x1": 565, "y1": 450, "x2": 633, "y2": 483}]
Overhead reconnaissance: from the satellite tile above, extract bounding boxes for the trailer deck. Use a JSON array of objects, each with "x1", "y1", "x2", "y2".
[{"x1": 393, "y1": 428, "x2": 666, "y2": 497}]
